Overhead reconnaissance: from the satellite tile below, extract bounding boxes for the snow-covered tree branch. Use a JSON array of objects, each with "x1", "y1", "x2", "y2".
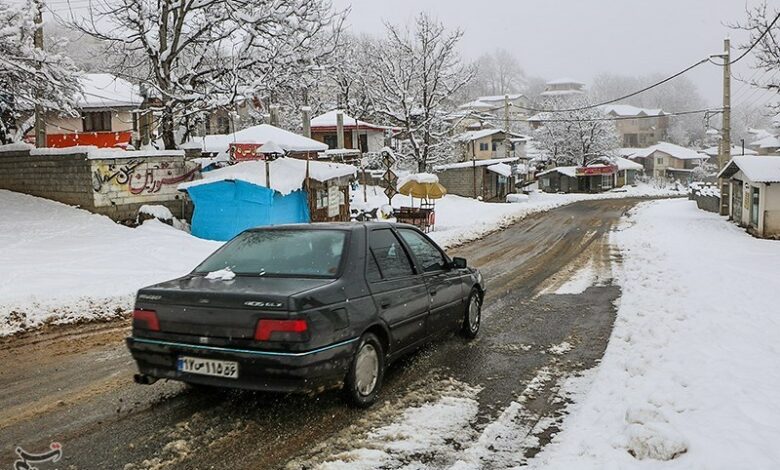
[
  {"x1": 367, "y1": 13, "x2": 474, "y2": 172},
  {"x1": 532, "y1": 96, "x2": 621, "y2": 167},
  {"x1": 71, "y1": 0, "x2": 346, "y2": 149},
  {"x1": 0, "y1": 1, "x2": 81, "y2": 144}
]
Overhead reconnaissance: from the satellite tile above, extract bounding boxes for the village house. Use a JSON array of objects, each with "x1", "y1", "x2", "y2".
[
  {"x1": 22, "y1": 73, "x2": 143, "y2": 149},
  {"x1": 178, "y1": 157, "x2": 356, "y2": 241},
  {"x1": 626, "y1": 142, "x2": 705, "y2": 182},
  {"x1": 453, "y1": 129, "x2": 527, "y2": 161},
  {"x1": 309, "y1": 110, "x2": 391, "y2": 154},
  {"x1": 536, "y1": 157, "x2": 643, "y2": 193},
  {"x1": 189, "y1": 124, "x2": 328, "y2": 163},
  {"x1": 433, "y1": 157, "x2": 517, "y2": 201},
  {"x1": 602, "y1": 104, "x2": 669, "y2": 147},
  {"x1": 540, "y1": 78, "x2": 586, "y2": 98},
  {"x1": 747, "y1": 132, "x2": 780, "y2": 155},
  {"x1": 718, "y1": 156, "x2": 780, "y2": 239}
]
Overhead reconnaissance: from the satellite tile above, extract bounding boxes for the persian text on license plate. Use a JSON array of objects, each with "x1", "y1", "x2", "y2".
[{"x1": 177, "y1": 356, "x2": 239, "y2": 379}]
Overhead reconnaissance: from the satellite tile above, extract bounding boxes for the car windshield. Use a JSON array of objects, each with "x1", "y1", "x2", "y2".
[{"x1": 195, "y1": 229, "x2": 347, "y2": 278}]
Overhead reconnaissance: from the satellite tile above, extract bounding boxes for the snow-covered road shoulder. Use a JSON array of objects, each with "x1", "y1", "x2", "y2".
[
  {"x1": 529, "y1": 199, "x2": 780, "y2": 469},
  {"x1": 0, "y1": 190, "x2": 220, "y2": 336}
]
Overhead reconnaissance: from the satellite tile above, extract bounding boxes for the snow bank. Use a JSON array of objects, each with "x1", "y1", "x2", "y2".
[
  {"x1": 138, "y1": 204, "x2": 174, "y2": 221},
  {"x1": 0, "y1": 190, "x2": 220, "y2": 336},
  {"x1": 529, "y1": 199, "x2": 780, "y2": 469}
]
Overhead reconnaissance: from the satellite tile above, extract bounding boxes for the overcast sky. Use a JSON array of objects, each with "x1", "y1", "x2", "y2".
[{"x1": 331, "y1": 0, "x2": 777, "y2": 107}]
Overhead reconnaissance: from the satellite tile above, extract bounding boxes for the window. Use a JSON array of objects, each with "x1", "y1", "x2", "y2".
[
  {"x1": 324, "y1": 134, "x2": 338, "y2": 149},
  {"x1": 366, "y1": 251, "x2": 382, "y2": 282},
  {"x1": 601, "y1": 174, "x2": 613, "y2": 189},
  {"x1": 315, "y1": 189, "x2": 329, "y2": 209},
  {"x1": 492, "y1": 141, "x2": 498, "y2": 151},
  {"x1": 369, "y1": 229, "x2": 414, "y2": 280},
  {"x1": 750, "y1": 187, "x2": 760, "y2": 226},
  {"x1": 83, "y1": 111, "x2": 112, "y2": 132},
  {"x1": 398, "y1": 229, "x2": 447, "y2": 272},
  {"x1": 479, "y1": 142, "x2": 489, "y2": 151},
  {"x1": 656, "y1": 157, "x2": 664, "y2": 165},
  {"x1": 195, "y1": 229, "x2": 346, "y2": 278}
]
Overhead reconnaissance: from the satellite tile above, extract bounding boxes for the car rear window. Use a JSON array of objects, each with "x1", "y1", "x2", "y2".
[{"x1": 195, "y1": 229, "x2": 347, "y2": 278}]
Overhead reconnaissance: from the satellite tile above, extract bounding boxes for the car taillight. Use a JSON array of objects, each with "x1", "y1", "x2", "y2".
[
  {"x1": 133, "y1": 309, "x2": 160, "y2": 331},
  {"x1": 254, "y1": 319, "x2": 308, "y2": 341}
]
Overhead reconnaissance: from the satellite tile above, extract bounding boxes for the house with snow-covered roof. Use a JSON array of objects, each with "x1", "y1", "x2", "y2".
[
  {"x1": 188, "y1": 124, "x2": 328, "y2": 161},
  {"x1": 309, "y1": 110, "x2": 394, "y2": 154},
  {"x1": 602, "y1": 104, "x2": 669, "y2": 148},
  {"x1": 718, "y1": 155, "x2": 780, "y2": 238},
  {"x1": 433, "y1": 157, "x2": 519, "y2": 201},
  {"x1": 627, "y1": 142, "x2": 706, "y2": 182},
  {"x1": 21, "y1": 73, "x2": 143, "y2": 149},
  {"x1": 540, "y1": 78, "x2": 586, "y2": 98},
  {"x1": 536, "y1": 156, "x2": 643, "y2": 194},
  {"x1": 453, "y1": 128, "x2": 527, "y2": 161}
]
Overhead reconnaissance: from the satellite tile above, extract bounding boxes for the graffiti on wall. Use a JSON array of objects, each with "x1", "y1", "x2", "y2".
[{"x1": 91, "y1": 158, "x2": 199, "y2": 206}]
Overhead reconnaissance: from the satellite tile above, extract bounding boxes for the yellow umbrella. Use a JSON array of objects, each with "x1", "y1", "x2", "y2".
[{"x1": 398, "y1": 178, "x2": 447, "y2": 200}]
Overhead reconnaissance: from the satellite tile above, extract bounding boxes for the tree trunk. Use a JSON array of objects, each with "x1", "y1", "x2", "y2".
[{"x1": 161, "y1": 108, "x2": 177, "y2": 150}]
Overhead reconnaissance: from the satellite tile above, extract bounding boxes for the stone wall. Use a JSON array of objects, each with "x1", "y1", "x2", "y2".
[{"x1": 0, "y1": 147, "x2": 198, "y2": 223}]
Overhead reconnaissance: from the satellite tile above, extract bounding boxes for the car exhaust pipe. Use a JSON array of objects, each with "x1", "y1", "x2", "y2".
[{"x1": 134, "y1": 373, "x2": 158, "y2": 385}]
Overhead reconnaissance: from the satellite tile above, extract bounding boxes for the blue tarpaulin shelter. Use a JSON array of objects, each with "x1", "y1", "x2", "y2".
[
  {"x1": 179, "y1": 158, "x2": 356, "y2": 241},
  {"x1": 186, "y1": 181, "x2": 310, "y2": 241}
]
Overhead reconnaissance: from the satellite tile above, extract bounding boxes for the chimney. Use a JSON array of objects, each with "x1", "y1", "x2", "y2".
[
  {"x1": 336, "y1": 111, "x2": 345, "y2": 149},
  {"x1": 301, "y1": 106, "x2": 312, "y2": 138}
]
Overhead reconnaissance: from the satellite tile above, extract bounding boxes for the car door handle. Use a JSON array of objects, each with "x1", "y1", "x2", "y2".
[
  {"x1": 430, "y1": 289, "x2": 438, "y2": 296},
  {"x1": 380, "y1": 300, "x2": 391, "y2": 309}
]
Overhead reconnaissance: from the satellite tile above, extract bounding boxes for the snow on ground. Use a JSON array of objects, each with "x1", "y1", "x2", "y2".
[
  {"x1": 353, "y1": 183, "x2": 683, "y2": 249},
  {"x1": 528, "y1": 199, "x2": 780, "y2": 469},
  {"x1": 0, "y1": 190, "x2": 220, "y2": 336},
  {"x1": 553, "y1": 261, "x2": 598, "y2": 295}
]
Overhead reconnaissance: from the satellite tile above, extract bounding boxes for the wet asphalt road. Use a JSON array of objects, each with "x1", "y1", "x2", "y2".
[{"x1": 0, "y1": 198, "x2": 642, "y2": 469}]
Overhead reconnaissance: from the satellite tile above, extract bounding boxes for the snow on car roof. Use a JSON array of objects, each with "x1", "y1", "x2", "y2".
[
  {"x1": 178, "y1": 157, "x2": 356, "y2": 195},
  {"x1": 717, "y1": 156, "x2": 780, "y2": 183}
]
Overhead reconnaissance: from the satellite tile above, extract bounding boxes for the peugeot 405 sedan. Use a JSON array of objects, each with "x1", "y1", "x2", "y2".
[{"x1": 127, "y1": 222, "x2": 485, "y2": 407}]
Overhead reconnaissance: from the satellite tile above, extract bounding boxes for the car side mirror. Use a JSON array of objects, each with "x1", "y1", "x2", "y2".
[{"x1": 451, "y1": 257, "x2": 467, "y2": 269}]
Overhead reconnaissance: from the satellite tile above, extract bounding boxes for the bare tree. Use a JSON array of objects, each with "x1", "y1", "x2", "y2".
[
  {"x1": 731, "y1": 1, "x2": 780, "y2": 99},
  {"x1": 0, "y1": 2, "x2": 81, "y2": 144},
  {"x1": 468, "y1": 48, "x2": 526, "y2": 97},
  {"x1": 368, "y1": 13, "x2": 474, "y2": 172},
  {"x1": 72, "y1": 0, "x2": 345, "y2": 149},
  {"x1": 533, "y1": 96, "x2": 621, "y2": 167}
]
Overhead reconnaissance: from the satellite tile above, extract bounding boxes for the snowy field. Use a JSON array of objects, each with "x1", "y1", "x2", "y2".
[
  {"x1": 529, "y1": 199, "x2": 780, "y2": 469},
  {"x1": 0, "y1": 184, "x2": 680, "y2": 336},
  {"x1": 0, "y1": 190, "x2": 220, "y2": 336}
]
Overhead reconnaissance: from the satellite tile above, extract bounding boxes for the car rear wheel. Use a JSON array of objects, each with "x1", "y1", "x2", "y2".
[
  {"x1": 461, "y1": 289, "x2": 481, "y2": 339},
  {"x1": 344, "y1": 332, "x2": 385, "y2": 408}
]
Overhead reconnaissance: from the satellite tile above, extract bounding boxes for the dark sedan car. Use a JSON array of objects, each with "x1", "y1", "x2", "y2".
[{"x1": 127, "y1": 222, "x2": 485, "y2": 407}]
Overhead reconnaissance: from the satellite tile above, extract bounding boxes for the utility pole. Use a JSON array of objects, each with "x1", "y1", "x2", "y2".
[
  {"x1": 719, "y1": 37, "x2": 731, "y2": 216},
  {"x1": 504, "y1": 94, "x2": 511, "y2": 159},
  {"x1": 33, "y1": 0, "x2": 46, "y2": 148}
]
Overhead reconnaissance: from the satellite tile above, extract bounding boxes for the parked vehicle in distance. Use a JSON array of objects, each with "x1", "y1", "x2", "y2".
[{"x1": 126, "y1": 222, "x2": 485, "y2": 407}]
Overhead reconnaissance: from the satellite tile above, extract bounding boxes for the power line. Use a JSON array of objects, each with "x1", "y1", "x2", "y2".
[
  {"x1": 710, "y1": 10, "x2": 780, "y2": 67},
  {"x1": 478, "y1": 107, "x2": 722, "y2": 124}
]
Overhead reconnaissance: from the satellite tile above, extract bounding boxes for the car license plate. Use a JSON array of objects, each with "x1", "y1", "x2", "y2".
[{"x1": 177, "y1": 356, "x2": 239, "y2": 379}]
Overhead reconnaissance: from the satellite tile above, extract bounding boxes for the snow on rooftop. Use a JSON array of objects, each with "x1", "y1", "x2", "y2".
[
  {"x1": 487, "y1": 163, "x2": 513, "y2": 178},
  {"x1": 434, "y1": 157, "x2": 518, "y2": 171},
  {"x1": 310, "y1": 110, "x2": 386, "y2": 130},
  {"x1": 178, "y1": 157, "x2": 355, "y2": 195},
  {"x1": 546, "y1": 77, "x2": 585, "y2": 86},
  {"x1": 631, "y1": 142, "x2": 705, "y2": 160},
  {"x1": 718, "y1": 155, "x2": 780, "y2": 183},
  {"x1": 454, "y1": 128, "x2": 505, "y2": 142},
  {"x1": 77, "y1": 74, "x2": 143, "y2": 109},
  {"x1": 399, "y1": 172, "x2": 439, "y2": 186},
  {"x1": 475, "y1": 94, "x2": 525, "y2": 102},
  {"x1": 0, "y1": 142, "x2": 34, "y2": 152},
  {"x1": 602, "y1": 104, "x2": 666, "y2": 117},
  {"x1": 703, "y1": 145, "x2": 758, "y2": 157},
  {"x1": 749, "y1": 134, "x2": 780, "y2": 149},
  {"x1": 537, "y1": 166, "x2": 578, "y2": 178},
  {"x1": 195, "y1": 124, "x2": 328, "y2": 154},
  {"x1": 614, "y1": 156, "x2": 644, "y2": 171}
]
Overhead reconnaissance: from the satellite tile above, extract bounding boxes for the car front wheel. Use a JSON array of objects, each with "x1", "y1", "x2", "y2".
[
  {"x1": 461, "y1": 289, "x2": 481, "y2": 339},
  {"x1": 344, "y1": 332, "x2": 385, "y2": 408}
]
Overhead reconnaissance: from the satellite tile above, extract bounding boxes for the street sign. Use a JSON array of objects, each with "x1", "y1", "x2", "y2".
[
  {"x1": 327, "y1": 185, "x2": 340, "y2": 218},
  {"x1": 382, "y1": 169, "x2": 398, "y2": 187},
  {"x1": 384, "y1": 186, "x2": 398, "y2": 200},
  {"x1": 382, "y1": 152, "x2": 396, "y2": 168}
]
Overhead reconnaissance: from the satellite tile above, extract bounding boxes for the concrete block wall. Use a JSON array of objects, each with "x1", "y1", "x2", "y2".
[
  {"x1": 436, "y1": 167, "x2": 484, "y2": 199},
  {"x1": 0, "y1": 148, "x2": 198, "y2": 223}
]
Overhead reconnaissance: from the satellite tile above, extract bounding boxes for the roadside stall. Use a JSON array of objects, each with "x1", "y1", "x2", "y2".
[{"x1": 394, "y1": 173, "x2": 447, "y2": 232}]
